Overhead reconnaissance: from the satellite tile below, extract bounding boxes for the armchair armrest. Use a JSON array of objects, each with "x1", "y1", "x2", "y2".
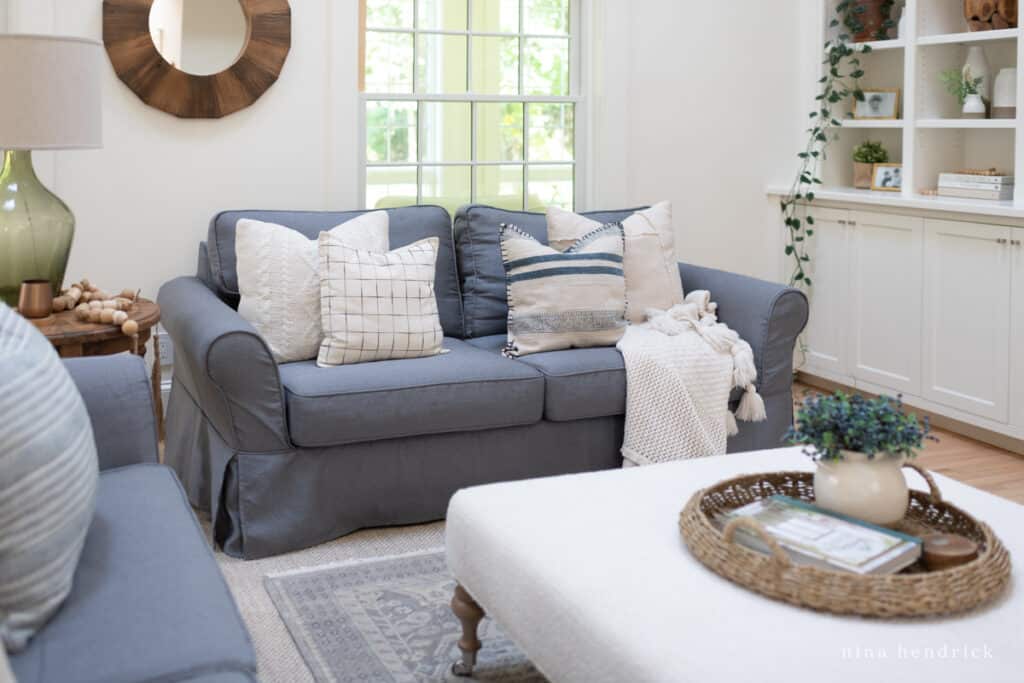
[
  {"x1": 64, "y1": 354, "x2": 159, "y2": 470},
  {"x1": 678, "y1": 262, "x2": 808, "y2": 396},
  {"x1": 158, "y1": 276, "x2": 289, "y2": 452}
]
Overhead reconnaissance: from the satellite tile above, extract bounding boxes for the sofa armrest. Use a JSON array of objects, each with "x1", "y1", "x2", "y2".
[
  {"x1": 64, "y1": 354, "x2": 159, "y2": 470},
  {"x1": 158, "y1": 276, "x2": 289, "y2": 452},
  {"x1": 678, "y1": 262, "x2": 809, "y2": 396}
]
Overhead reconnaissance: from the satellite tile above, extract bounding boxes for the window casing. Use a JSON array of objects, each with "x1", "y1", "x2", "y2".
[{"x1": 360, "y1": 0, "x2": 582, "y2": 216}]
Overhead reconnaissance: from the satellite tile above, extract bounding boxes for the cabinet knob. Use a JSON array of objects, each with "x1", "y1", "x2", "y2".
[
  {"x1": 1012, "y1": 239, "x2": 1022, "y2": 246},
  {"x1": 849, "y1": 221, "x2": 857, "y2": 227},
  {"x1": 837, "y1": 219, "x2": 847, "y2": 225},
  {"x1": 996, "y1": 238, "x2": 1009, "y2": 245}
]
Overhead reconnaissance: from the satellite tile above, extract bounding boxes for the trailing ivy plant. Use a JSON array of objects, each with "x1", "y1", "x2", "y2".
[{"x1": 779, "y1": 0, "x2": 894, "y2": 288}]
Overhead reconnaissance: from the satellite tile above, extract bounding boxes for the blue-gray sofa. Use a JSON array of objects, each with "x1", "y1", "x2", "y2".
[
  {"x1": 9, "y1": 353, "x2": 256, "y2": 683},
  {"x1": 158, "y1": 205, "x2": 808, "y2": 560}
]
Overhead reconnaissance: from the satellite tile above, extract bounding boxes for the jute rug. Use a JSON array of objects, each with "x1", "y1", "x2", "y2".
[{"x1": 264, "y1": 549, "x2": 545, "y2": 683}]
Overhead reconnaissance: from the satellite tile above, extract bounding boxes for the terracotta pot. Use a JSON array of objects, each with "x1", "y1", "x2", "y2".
[
  {"x1": 813, "y1": 450, "x2": 909, "y2": 526},
  {"x1": 853, "y1": 162, "x2": 874, "y2": 189},
  {"x1": 850, "y1": 0, "x2": 892, "y2": 42}
]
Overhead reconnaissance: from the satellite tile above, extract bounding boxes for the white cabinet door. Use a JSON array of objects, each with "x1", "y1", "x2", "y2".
[
  {"x1": 849, "y1": 211, "x2": 924, "y2": 394},
  {"x1": 803, "y1": 207, "x2": 850, "y2": 379},
  {"x1": 1011, "y1": 229, "x2": 1024, "y2": 429},
  {"x1": 923, "y1": 219, "x2": 1011, "y2": 422}
]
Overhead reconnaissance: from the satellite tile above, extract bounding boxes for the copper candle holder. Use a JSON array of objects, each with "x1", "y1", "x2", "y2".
[{"x1": 17, "y1": 279, "x2": 53, "y2": 319}]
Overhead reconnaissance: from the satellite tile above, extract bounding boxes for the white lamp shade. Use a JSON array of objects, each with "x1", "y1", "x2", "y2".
[{"x1": 0, "y1": 34, "x2": 102, "y2": 150}]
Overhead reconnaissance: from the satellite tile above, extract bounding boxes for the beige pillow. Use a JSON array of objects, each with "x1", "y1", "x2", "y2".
[
  {"x1": 317, "y1": 236, "x2": 444, "y2": 366},
  {"x1": 547, "y1": 201, "x2": 683, "y2": 322},
  {"x1": 235, "y1": 212, "x2": 389, "y2": 363},
  {"x1": 500, "y1": 222, "x2": 627, "y2": 356}
]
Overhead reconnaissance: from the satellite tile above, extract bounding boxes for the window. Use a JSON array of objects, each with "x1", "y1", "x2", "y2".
[{"x1": 361, "y1": 0, "x2": 579, "y2": 215}]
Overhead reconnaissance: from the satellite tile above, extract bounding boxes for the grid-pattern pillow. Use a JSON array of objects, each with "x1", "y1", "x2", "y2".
[
  {"x1": 500, "y1": 222, "x2": 627, "y2": 356},
  {"x1": 317, "y1": 235, "x2": 444, "y2": 366}
]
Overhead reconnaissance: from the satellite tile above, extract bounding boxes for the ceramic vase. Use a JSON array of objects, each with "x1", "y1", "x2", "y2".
[
  {"x1": 962, "y1": 93, "x2": 987, "y2": 118},
  {"x1": 813, "y1": 450, "x2": 909, "y2": 526},
  {"x1": 964, "y1": 46, "x2": 991, "y2": 104},
  {"x1": 993, "y1": 67, "x2": 1017, "y2": 119}
]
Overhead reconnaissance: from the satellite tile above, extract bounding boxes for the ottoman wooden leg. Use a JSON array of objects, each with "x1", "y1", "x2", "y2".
[{"x1": 451, "y1": 583, "x2": 485, "y2": 677}]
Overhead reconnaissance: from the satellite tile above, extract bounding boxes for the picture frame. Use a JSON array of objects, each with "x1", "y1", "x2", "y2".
[
  {"x1": 854, "y1": 88, "x2": 901, "y2": 120},
  {"x1": 871, "y1": 163, "x2": 903, "y2": 192}
]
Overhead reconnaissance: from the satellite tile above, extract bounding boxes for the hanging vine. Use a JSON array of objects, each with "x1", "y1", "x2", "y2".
[{"x1": 780, "y1": 0, "x2": 895, "y2": 287}]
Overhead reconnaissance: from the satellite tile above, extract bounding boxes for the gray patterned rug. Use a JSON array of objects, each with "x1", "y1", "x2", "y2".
[{"x1": 264, "y1": 549, "x2": 546, "y2": 682}]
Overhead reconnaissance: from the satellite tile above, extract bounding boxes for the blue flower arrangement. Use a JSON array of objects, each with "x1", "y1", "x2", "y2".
[{"x1": 785, "y1": 391, "x2": 934, "y2": 461}]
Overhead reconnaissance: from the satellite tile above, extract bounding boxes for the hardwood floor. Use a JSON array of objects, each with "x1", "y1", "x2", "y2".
[{"x1": 794, "y1": 383, "x2": 1024, "y2": 504}]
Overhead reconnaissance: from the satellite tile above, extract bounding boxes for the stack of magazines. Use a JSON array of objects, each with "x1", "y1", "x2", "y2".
[
  {"x1": 718, "y1": 495, "x2": 922, "y2": 575},
  {"x1": 937, "y1": 172, "x2": 1014, "y2": 201}
]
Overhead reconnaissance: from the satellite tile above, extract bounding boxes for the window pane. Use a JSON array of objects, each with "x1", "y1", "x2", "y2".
[
  {"x1": 524, "y1": 0, "x2": 568, "y2": 34},
  {"x1": 477, "y1": 102, "x2": 523, "y2": 161},
  {"x1": 416, "y1": 34, "x2": 468, "y2": 93},
  {"x1": 527, "y1": 103, "x2": 573, "y2": 161},
  {"x1": 420, "y1": 102, "x2": 471, "y2": 162},
  {"x1": 527, "y1": 164, "x2": 573, "y2": 210},
  {"x1": 471, "y1": 0, "x2": 519, "y2": 33},
  {"x1": 418, "y1": 0, "x2": 467, "y2": 30},
  {"x1": 476, "y1": 165, "x2": 524, "y2": 210},
  {"x1": 365, "y1": 31, "x2": 414, "y2": 93},
  {"x1": 366, "y1": 101, "x2": 417, "y2": 163},
  {"x1": 470, "y1": 36, "x2": 518, "y2": 95},
  {"x1": 366, "y1": 0, "x2": 414, "y2": 28},
  {"x1": 421, "y1": 166, "x2": 471, "y2": 216},
  {"x1": 367, "y1": 166, "x2": 418, "y2": 210},
  {"x1": 524, "y1": 38, "x2": 568, "y2": 95}
]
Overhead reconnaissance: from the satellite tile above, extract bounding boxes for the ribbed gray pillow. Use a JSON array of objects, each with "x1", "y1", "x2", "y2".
[{"x1": 0, "y1": 303, "x2": 98, "y2": 652}]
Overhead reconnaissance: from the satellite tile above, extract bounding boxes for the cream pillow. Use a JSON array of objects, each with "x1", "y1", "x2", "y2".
[
  {"x1": 501, "y1": 222, "x2": 627, "y2": 356},
  {"x1": 317, "y1": 236, "x2": 444, "y2": 366},
  {"x1": 235, "y1": 212, "x2": 389, "y2": 362},
  {"x1": 547, "y1": 201, "x2": 683, "y2": 322}
]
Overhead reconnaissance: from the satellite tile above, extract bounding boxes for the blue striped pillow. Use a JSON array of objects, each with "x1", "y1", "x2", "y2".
[{"x1": 499, "y1": 222, "x2": 627, "y2": 356}]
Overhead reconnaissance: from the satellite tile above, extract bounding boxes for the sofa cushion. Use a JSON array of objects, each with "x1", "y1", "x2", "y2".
[
  {"x1": 280, "y1": 338, "x2": 545, "y2": 447},
  {"x1": 207, "y1": 206, "x2": 464, "y2": 338},
  {"x1": 10, "y1": 465, "x2": 257, "y2": 683},
  {"x1": 454, "y1": 204, "x2": 644, "y2": 338},
  {"x1": 467, "y1": 335, "x2": 626, "y2": 422}
]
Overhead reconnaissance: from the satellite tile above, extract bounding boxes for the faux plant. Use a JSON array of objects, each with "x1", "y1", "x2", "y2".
[
  {"x1": 785, "y1": 392, "x2": 934, "y2": 461},
  {"x1": 852, "y1": 140, "x2": 889, "y2": 164},
  {"x1": 940, "y1": 68, "x2": 983, "y2": 105},
  {"x1": 780, "y1": 0, "x2": 883, "y2": 288}
]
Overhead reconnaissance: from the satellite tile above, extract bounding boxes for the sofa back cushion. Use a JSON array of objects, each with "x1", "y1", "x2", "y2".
[
  {"x1": 454, "y1": 204, "x2": 643, "y2": 338},
  {"x1": 207, "y1": 206, "x2": 464, "y2": 339}
]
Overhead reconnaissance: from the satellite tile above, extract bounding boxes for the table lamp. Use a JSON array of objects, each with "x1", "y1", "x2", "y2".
[{"x1": 0, "y1": 34, "x2": 102, "y2": 306}]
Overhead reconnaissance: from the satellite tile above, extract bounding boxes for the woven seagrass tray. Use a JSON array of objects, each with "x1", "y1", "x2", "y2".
[{"x1": 678, "y1": 463, "x2": 1012, "y2": 617}]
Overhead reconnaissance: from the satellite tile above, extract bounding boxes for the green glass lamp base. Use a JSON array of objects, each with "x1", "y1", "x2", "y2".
[{"x1": 0, "y1": 150, "x2": 75, "y2": 306}]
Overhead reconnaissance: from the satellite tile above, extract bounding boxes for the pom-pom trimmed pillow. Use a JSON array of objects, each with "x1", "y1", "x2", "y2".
[
  {"x1": 235, "y1": 211, "x2": 389, "y2": 363},
  {"x1": 0, "y1": 303, "x2": 98, "y2": 652},
  {"x1": 547, "y1": 201, "x2": 683, "y2": 322},
  {"x1": 317, "y1": 235, "x2": 444, "y2": 366},
  {"x1": 500, "y1": 222, "x2": 627, "y2": 357}
]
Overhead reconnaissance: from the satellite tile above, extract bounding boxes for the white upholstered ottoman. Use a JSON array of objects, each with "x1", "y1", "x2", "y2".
[{"x1": 445, "y1": 447, "x2": 1024, "y2": 683}]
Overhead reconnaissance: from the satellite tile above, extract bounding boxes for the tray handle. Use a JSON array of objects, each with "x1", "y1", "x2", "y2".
[
  {"x1": 903, "y1": 462, "x2": 942, "y2": 502},
  {"x1": 722, "y1": 516, "x2": 792, "y2": 570}
]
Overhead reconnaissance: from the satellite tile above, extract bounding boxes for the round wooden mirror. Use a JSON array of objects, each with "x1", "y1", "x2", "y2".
[{"x1": 102, "y1": 0, "x2": 291, "y2": 119}]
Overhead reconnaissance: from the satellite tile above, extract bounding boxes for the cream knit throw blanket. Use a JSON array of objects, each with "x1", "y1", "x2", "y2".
[{"x1": 616, "y1": 290, "x2": 766, "y2": 467}]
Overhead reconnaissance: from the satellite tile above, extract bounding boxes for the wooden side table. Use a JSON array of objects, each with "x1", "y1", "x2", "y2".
[{"x1": 30, "y1": 299, "x2": 164, "y2": 441}]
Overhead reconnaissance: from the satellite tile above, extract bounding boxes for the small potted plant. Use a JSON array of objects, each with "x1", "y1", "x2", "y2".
[
  {"x1": 785, "y1": 392, "x2": 934, "y2": 525},
  {"x1": 941, "y1": 67, "x2": 986, "y2": 118},
  {"x1": 852, "y1": 141, "x2": 889, "y2": 189}
]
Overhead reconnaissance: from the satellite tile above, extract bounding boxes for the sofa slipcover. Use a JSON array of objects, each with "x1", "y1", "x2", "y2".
[{"x1": 279, "y1": 338, "x2": 544, "y2": 447}]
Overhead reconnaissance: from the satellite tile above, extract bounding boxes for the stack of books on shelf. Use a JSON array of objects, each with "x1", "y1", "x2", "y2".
[{"x1": 938, "y1": 172, "x2": 1014, "y2": 201}]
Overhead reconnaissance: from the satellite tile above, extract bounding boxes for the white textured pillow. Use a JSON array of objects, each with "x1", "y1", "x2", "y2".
[
  {"x1": 317, "y1": 236, "x2": 444, "y2": 366},
  {"x1": 547, "y1": 201, "x2": 683, "y2": 322},
  {"x1": 235, "y1": 212, "x2": 389, "y2": 362},
  {"x1": 0, "y1": 304, "x2": 98, "y2": 653}
]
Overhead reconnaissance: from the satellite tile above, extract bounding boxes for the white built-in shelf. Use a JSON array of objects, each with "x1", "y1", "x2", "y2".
[
  {"x1": 765, "y1": 184, "x2": 1024, "y2": 219},
  {"x1": 858, "y1": 38, "x2": 905, "y2": 51},
  {"x1": 917, "y1": 28, "x2": 1019, "y2": 47},
  {"x1": 916, "y1": 118, "x2": 1018, "y2": 128},
  {"x1": 839, "y1": 119, "x2": 904, "y2": 128}
]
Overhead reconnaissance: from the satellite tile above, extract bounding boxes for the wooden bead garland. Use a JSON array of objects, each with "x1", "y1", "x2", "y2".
[{"x1": 56, "y1": 279, "x2": 142, "y2": 340}]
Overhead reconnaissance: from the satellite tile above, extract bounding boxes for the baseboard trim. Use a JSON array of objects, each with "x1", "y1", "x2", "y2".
[{"x1": 796, "y1": 372, "x2": 1024, "y2": 457}]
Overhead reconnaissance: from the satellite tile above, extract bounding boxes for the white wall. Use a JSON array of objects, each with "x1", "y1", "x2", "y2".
[{"x1": 1, "y1": 0, "x2": 802, "y2": 299}]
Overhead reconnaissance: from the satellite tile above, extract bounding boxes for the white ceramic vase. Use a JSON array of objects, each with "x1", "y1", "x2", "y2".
[
  {"x1": 993, "y1": 68, "x2": 1017, "y2": 118},
  {"x1": 964, "y1": 46, "x2": 991, "y2": 103},
  {"x1": 813, "y1": 450, "x2": 909, "y2": 526},
  {"x1": 962, "y1": 93, "x2": 987, "y2": 118}
]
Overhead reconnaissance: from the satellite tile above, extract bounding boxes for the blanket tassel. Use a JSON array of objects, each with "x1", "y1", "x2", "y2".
[
  {"x1": 735, "y1": 385, "x2": 767, "y2": 423},
  {"x1": 726, "y1": 411, "x2": 739, "y2": 436}
]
